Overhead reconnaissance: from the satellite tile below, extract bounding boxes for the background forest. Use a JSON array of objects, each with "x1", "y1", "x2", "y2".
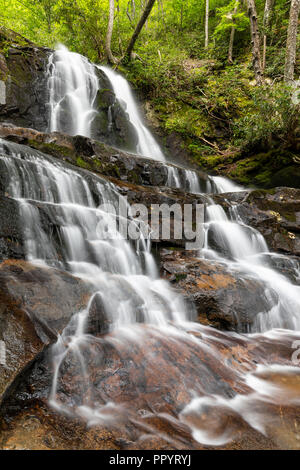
[{"x1": 0, "y1": 0, "x2": 299, "y2": 187}]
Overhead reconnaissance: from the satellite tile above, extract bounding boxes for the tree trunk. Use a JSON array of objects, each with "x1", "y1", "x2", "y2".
[
  {"x1": 228, "y1": 2, "x2": 239, "y2": 63},
  {"x1": 247, "y1": 0, "x2": 263, "y2": 85},
  {"x1": 105, "y1": 0, "x2": 117, "y2": 64},
  {"x1": 125, "y1": 0, "x2": 156, "y2": 61},
  {"x1": 127, "y1": 0, "x2": 136, "y2": 29},
  {"x1": 262, "y1": 0, "x2": 274, "y2": 71},
  {"x1": 205, "y1": 0, "x2": 209, "y2": 48},
  {"x1": 284, "y1": 0, "x2": 300, "y2": 83}
]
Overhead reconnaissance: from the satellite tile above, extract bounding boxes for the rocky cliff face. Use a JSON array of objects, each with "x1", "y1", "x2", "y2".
[{"x1": 0, "y1": 28, "x2": 50, "y2": 131}]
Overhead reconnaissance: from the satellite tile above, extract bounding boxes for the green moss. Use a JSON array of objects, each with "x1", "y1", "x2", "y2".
[
  {"x1": 28, "y1": 141, "x2": 75, "y2": 160},
  {"x1": 76, "y1": 156, "x2": 89, "y2": 169},
  {"x1": 128, "y1": 170, "x2": 140, "y2": 184}
]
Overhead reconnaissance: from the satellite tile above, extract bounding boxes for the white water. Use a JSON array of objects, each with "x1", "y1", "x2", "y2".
[
  {"x1": 1, "y1": 46, "x2": 300, "y2": 447},
  {"x1": 211, "y1": 175, "x2": 243, "y2": 193},
  {"x1": 0, "y1": 139, "x2": 186, "y2": 327},
  {"x1": 98, "y1": 65, "x2": 165, "y2": 161},
  {"x1": 48, "y1": 46, "x2": 213, "y2": 191},
  {"x1": 48, "y1": 45, "x2": 99, "y2": 137},
  {"x1": 203, "y1": 201, "x2": 300, "y2": 330}
]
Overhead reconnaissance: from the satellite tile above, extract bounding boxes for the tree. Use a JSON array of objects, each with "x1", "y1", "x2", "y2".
[
  {"x1": 205, "y1": 0, "x2": 209, "y2": 48},
  {"x1": 262, "y1": 0, "x2": 274, "y2": 72},
  {"x1": 126, "y1": 0, "x2": 136, "y2": 29},
  {"x1": 124, "y1": 0, "x2": 156, "y2": 61},
  {"x1": 228, "y1": 1, "x2": 239, "y2": 63},
  {"x1": 106, "y1": 0, "x2": 117, "y2": 64},
  {"x1": 15, "y1": 0, "x2": 57, "y2": 33},
  {"x1": 284, "y1": 0, "x2": 300, "y2": 83},
  {"x1": 247, "y1": 0, "x2": 263, "y2": 85},
  {"x1": 214, "y1": 1, "x2": 249, "y2": 62}
]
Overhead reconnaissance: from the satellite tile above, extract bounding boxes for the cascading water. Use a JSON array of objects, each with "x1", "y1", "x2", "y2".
[
  {"x1": 98, "y1": 66, "x2": 166, "y2": 161},
  {"x1": 47, "y1": 45, "x2": 209, "y2": 190},
  {"x1": 210, "y1": 175, "x2": 243, "y2": 193},
  {"x1": 48, "y1": 45, "x2": 99, "y2": 137},
  {"x1": 0, "y1": 139, "x2": 186, "y2": 326},
  {"x1": 1, "y1": 45, "x2": 300, "y2": 448},
  {"x1": 203, "y1": 199, "x2": 300, "y2": 330}
]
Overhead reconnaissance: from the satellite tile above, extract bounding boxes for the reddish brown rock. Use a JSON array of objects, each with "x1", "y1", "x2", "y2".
[
  {"x1": 1, "y1": 324, "x2": 299, "y2": 449},
  {"x1": 0, "y1": 259, "x2": 92, "y2": 404},
  {"x1": 160, "y1": 249, "x2": 276, "y2": 331}
]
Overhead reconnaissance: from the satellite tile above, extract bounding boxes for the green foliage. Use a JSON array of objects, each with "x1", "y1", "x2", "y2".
[
  {"x1": 0, "y1": 0, "x2": 299, "y2": 185},
  {"x1": 234, "y1": 85, "x2": 299, "y2": 150},
  {"x1": 214, "y1": 1, "x2": 249, "y2": 39}
]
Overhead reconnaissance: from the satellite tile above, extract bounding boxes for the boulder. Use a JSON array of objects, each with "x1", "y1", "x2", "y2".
[
  {"x1": 0, "y1": 259, "x2": 92, "y2": 404},
  {"x1": 160, "y1": 249, "x2": 278, "y2": 331}
]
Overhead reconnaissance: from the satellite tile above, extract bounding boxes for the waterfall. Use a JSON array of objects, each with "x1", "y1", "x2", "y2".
[
  {"x1": 210, "y1": 176, "x2": 243, "y2": 193},
  {"x1": 2, "y1": 45, "x2": 299, "y2": 445},
  {"x1": 166, "y1": 165, "x2": 211, "y2": 194},
  {"x1": 98, "y1": 66, "x2": 166, "y2": 161},
  {"x1": 203, "y1": 201, "x2": 300, "y2": 330},
  {"x1": 48, "y1": 45, "x2": 99, "y2": 137},
  {"x1": 0, "y1": 138, "x2": 186, "y2": 327}
]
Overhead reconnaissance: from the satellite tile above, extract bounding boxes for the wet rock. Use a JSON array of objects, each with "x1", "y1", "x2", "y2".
[
  {"x1": 91, "y1": 87, "x2": 139, "y2": 153},
  {"x1": 0, "y1": 259, "x2": 92, "y2": 404},
  {"x1": 1, "y1": 324, "x2": 299, "y2": 450},
  {"x1": 0, "y1": 27, "x2": 50, "y2": 131},
  {"x1": 0, "y1": 196, "x2": 24, "y2": 260},
  {"x1": 96, "y1": 89, "x2": 115, "y2": 110},
  {"x1": 245, "y1": 187, "x2": 300, "y2": 224},
  {"x1": 0, "y1": 193, "x2": 65, "y2": 263},
  {"x1": 86, "y1": 293, "x2": 112, "y2": 335},
  {"x1": 211, "y1": 188, "x2": 300, "y2": 258},
  {"x1": 258, "y1": 253, "x2": 300, "y2": 284},
  {"x1": 160, "y1": 250, "x2": 277, "y2": 331},
  {"x1": 0, "y1": 124, "x2": 209, "y2": 190}
]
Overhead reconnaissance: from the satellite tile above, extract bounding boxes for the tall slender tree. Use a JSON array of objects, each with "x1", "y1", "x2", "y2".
[
  {"x1": 105, "y1": 0, "x2": 117, "y2": 64},
  {"x1": 228, "y1": 1, "x2": 239, "y2": 63},
  {"x1": 247, "y1": 0, "x2": 263, "y2": 84},
  {"x1": 284, "y1": 0, "x2": 300, "y2": 83},
  {"x1": 124, "y1": 0, "x2": 156, "y2": 61},
  {"x1": 262, "y1": 0, "x2": 274, "y2": 72},
  {"x1": 205, "y1": 0, "x2": 209, "y2": 48}
]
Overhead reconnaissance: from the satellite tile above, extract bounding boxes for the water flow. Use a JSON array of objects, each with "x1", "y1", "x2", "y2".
[
  {"x1": 99, "y1": 65, "x2": 166, "y2": 161},
  {"x1": 203, "y1": 192, "x2": 300, "y2": 330},
  {"x1": 48, "y1": 45, "x2": 99, "y2": 137},
  {"x1": 210, "y1": 176, "x2": 243, "y2": 193},
  {"x1": 0, "y1": 138, "x2": 187, "y2": 323}
]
